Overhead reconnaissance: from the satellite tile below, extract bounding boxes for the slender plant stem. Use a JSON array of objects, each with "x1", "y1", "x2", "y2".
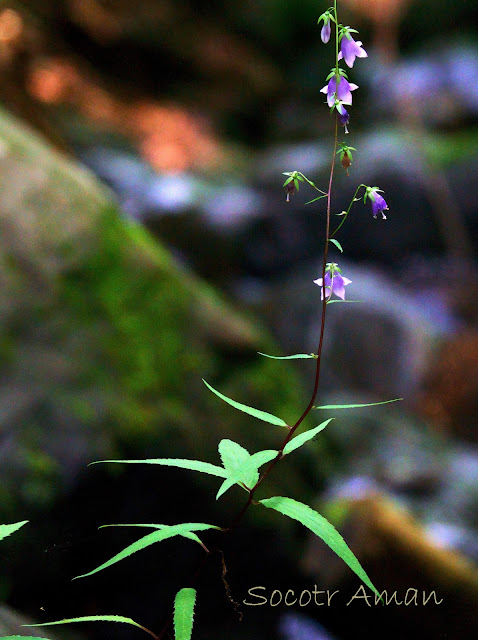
[
  {"x1": 158, "y1": 115, "x2": 341, "y2": 640},
  {"x1": 330, "y1": 183, "x2": 366, "y2": 238},
  {"x1": 159, "y1": 4, "x2": 342, "y2": 635},
  {"x1": 229, "y1": 115, "x2": 339, "y2": 529}
]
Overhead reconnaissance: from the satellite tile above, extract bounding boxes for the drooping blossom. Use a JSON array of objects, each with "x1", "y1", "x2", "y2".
[
  {"x1": 314, "y1": 264, "x2": 352, "y2": 300},
  {"x1": 336, "y1": 103, "x2": 350, "y2": 133},
  {"x1": 321, "y1": 75, "x2": 358, "y2": 108},
  {"x1": 339, "y1": 30, "x2": 368, "y2": 68},
  {"x1": 367, "y1": 187, "x2": 389, "y2": 219},
  {"x1": 285, "y1": 182, "x2": 296, "y2": 202},
  {"x1": 371, "y1": 193, "x2": 388, "y2": 219}
]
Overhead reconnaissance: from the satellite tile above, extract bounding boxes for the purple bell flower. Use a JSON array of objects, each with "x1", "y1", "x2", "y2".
[
  {"x1": 321, "y1": 75, "x2": 358, "y2": 108},
  {"x1": 367, "y1": 188, "x2": 389, "y2": 219},
  {"x1": 314, "y1": 265, "x2": 352, "y2": 300},
  {"x1": 339, "y1": 33, "x2": 368, "y2": 68},
  {"x1": 371, "y1": 193, "x2": 388, "y2": 219}
]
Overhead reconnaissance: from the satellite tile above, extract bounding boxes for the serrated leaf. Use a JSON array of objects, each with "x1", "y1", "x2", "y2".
[
  {"x1": 282, "y1": 419, "x2": 333, "y2": 455},
  {"x1": 257, "y1": 352, "x2": 316, "y2": 360},
  {"x1": 314, "y1": 398, "x2": 402, "y2": 410},
  {"x1": 0, "y1": 521, "x2": 28, "y2": 542},
  {"x1": 216, "y1": 450, "x2": 278, "y2": 500},
  {"x1": 218, "y1": 440, "x2": 258, "y2": 489},
  {"x1": 260, "y1": 497, "x2": 379, "y2": 598},
  {"x1": 329, "y1": 238, "x2": 343, "y2": 253},
  {"x1": 99, "y1": 524, "x2": 203, "y2": 546},
  {"x1": 74, "y1": 523, "x2": 219, "y2": 579},
  {"x1": 202, "y1": 379, "x2": 288, "y2": 427},
  {"x1": 174, "y1": 588, "x2": 196, "y2": 640},
  {"x1": 24, "y1": 616, "x2": 156, "y2": 638},
  {"x1": 89, "y1": 458, "x2": 228, "y2": 478}
]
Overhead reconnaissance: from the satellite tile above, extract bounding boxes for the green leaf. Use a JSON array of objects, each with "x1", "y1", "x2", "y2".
[
  {"x1": 99, "y1": 524, "x2": 203, "y2": 546},
  {"x1": 329, "y1": 238, "x2": 343, "y2": 253},
  {"x1": 202, "y1": 379, "x2": 288, "y2": 428},
  {"x1": 314, "y1": 398, "x2": 403, "y2": 410},
  {"x1": 90, "y1": 458, "x2": 228, "y2": 478},
  {"x1": 282, "y1": 419, "x2": 333, "y2": 455},
  {"x1": 257, "y1": 352, "x2": 316, "y2": 360},
  {"x1": 0, "y1": 521, "x2": 28, "y2": 542},
  {"x1": 24, "y1": 616, "x2": 156, "y2": 638},
  {"x1": 1, "y1": 636, "x2": 50, "y2": 639},
  {"x1": 326, "y1": 299, "x2": 363, "y2": 304},
  {"x1": 74, "y1": 524, "x2": 220, "y2": 579},
  {"x1": 260, "y1": 497, "x2": 379, "y2": 597},
  {"x1": 216, "y1": 450, "x2": 278, "y2": 500},
  {"x1": 174, "y1": 588, "x2": 196, "y2": 640},
  {"x1": 305, "y1": 195, "x2": 327, "y2": 205},
  {"x1": 218, "y1": 440, "x2": 258, "y2": 490}
]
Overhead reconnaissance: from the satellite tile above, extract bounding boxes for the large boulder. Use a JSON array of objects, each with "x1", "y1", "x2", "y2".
[{"x1": 0, "y1": 105, "x2": 316, "y2": 524}]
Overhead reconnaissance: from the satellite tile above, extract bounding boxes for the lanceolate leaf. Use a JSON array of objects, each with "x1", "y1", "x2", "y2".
[
  {"x1": 218, "y1": 440, "x2": 258, "y2": 490},
  {"x1": 202, "y1": 379, "x2": 288, "y2": 428},
  {"x1": 0, "y1": 521, "x2": 28, "y2": 542},
  {"x1": 260, "y1": 497, "x2": 379, "y2": 598},
  {"x1": 99, "y1": 524, "x2": 203, "y2": 546},
  {"x1": 257, "y1": 352, "x2": 316, "y2": 360},
  {"x1": 74, "y1": 524, "x2": 220, "y2": 579},
  {"x1": 24, "y1": 616, "x2": 157, "y2": 639},
  {"x1": 326, "y1": 299, "x2": 363, "y2": 304},
  {"x1": 0, "y1": 625, "x2": 48, "y2": 640},
  {"x1": 329, "y1": 238, "x2": 343, "y2": 253},
  {"x1": 282, "y1": 419, "x2": 333, "y2": 456},
  {"x1": 89, "y1": 458, "x2": 228, "y2": 478},
  {"x1": 216, "y1": 450, "x2": 278, "y2": 500},
  {"x1": 305, "y1": 195, "x2": 327, "y2": 205},
  {"x1": 314, "y1": 398, "x2": 402, "y2": 410},
  {"x1": 174, "y1": 588, "x2": 196, "y2": 640}
]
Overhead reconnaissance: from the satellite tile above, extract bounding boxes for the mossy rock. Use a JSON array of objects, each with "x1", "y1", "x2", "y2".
[{"x1": 0, "y1": 106, "x2": 328, "y2": 521}]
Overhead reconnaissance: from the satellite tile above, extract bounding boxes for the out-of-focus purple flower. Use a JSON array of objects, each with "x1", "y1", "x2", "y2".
[
  {"x1": 321, "y1": 20, "x2": 331, "y2": 44},
  {"x1": 336, "y1": 103, "x2": 350, "y2": 133},
  {"x1": 314, "y1": 265, "x2": 351, "y2": 300},
  {"x1": 339, "y1": 32, "x2": 368, "y2": 68},
  {"x1": 320, "y1": 75, "x2": 358, "y2": 108}
]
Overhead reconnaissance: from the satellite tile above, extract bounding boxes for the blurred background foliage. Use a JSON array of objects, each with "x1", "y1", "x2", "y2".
[{"x1": 0, "y1": 0, "x2": 477, "y2": 639}]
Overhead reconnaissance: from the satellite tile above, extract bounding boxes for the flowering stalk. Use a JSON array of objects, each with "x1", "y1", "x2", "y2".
[
  {"x1": 163, "y1": 2, "x2": 390, "y2": 634},
  {"x1": 256, "y1": 0, "x2": 389, "y2": 483}
]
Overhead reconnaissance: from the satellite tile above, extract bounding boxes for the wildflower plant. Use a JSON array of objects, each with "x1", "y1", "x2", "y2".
[{"x1": 8, "y1": 3, "x2": 400, "y2": 640}]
